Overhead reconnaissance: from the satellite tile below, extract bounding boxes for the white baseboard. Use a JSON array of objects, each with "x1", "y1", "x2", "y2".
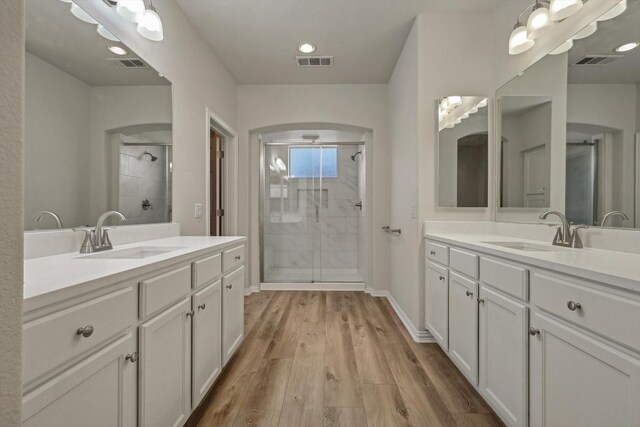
[
  {"x1": 244, "y1": 285, "x2": 260, "y2": 296},
  {"x1": 259, "y1": 282, "x2": 365, "y2": 291}
]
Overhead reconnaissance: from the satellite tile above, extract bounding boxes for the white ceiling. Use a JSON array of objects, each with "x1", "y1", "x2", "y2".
[
  {"x1": 568, "y1": 0, "x2": 640, "y2": 84},
  {"x1": 26, "y1": 0, "x2": 169, "y2": 86},
  {"x1": 176, "y1": 0, "x2": 501, "y2": 85}
]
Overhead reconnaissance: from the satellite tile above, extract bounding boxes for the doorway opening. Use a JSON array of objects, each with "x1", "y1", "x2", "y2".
[{"x1": 210, "y1": 128, "x2": 225, "y2": 236}]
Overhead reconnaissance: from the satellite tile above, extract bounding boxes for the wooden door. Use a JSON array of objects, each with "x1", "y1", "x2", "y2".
[
  {"x1": 139, "y1": 298, "x2": 192, "y2": 427},
  {"x1": 448, "y1": 271, "x2": 479, "y2": 385},
  {"x1": 479, "y1": 285, "x2": 528, "y2": 427},
  {"x1": 425, "y1": 260, "x2": 449, "y2": 351},
  {"x1": 192, "y1": 281, "x2": 222, "y2": 408},
  {"x1": 22, "y1": 333, "x2": 137, "y2": 427},
  {"x1": 222, "y1": 267, "x2": 245, "y2": 365},
  {"x1": 530, "y1": 311, "x2": 640, "y2": 427},
  {"x1": 210, "y1": 129, "x2": 224, "y2": 236}
]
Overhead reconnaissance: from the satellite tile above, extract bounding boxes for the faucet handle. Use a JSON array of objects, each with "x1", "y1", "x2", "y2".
[
  {"x1": 570, "y1": 225, "x2": 588, "y2": 249},
  {"x1": 73, "y1": 228, "x2": 96, "y2": 253},
  {"x1": 551, "y1": 226, "x2": 564, "y2": 245}
]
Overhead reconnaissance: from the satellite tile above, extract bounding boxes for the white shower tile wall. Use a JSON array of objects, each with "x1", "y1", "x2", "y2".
[
  {"x1": 118, "y1": 144, "x2": 168, "y2": 224},
  {"x1": 264, "y1": 145, "x2": 362, "y2": 273}
]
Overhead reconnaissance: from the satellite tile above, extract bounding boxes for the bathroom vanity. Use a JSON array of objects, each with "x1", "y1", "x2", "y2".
[
  {"x1": 424, "y1": 232, "x2": 640, "y2": 427},
  {"x1": 22, "y1": 236, "x2": 245, "y2": 427}
]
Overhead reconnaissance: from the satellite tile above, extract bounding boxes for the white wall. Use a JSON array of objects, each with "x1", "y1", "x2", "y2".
[
  {"x1": 0, "y1": 1, "x2": 23, "y2": 424},
  {"x1": 75, "y1": 0, "x2": 237, "y2": 235},
  {"x1": 237, "y1": 84, "x2": 389, "y2": 292},
  {"x1": 25, "y1": 53, "x2": 91, "y2": 230}
]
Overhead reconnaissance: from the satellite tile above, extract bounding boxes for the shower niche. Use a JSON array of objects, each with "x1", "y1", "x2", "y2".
[{"x1": 260, "y1": 130, "x2": 366, "y2": 284}]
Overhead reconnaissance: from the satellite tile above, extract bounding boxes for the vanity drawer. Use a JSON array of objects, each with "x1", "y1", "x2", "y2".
[
  {"x1": 193, "y1": 253, "x2": 222, "y2": 288},
  {"x1": 450, "y1": 248, "x2": 478, "y2": 279},
  {"x1": 23, "y1": 286, "x2": 136, "y2": 386},
  {"x1": 426, "y1": 241, "x2": 449, "y2": 266},
  {"x1": 140, "y1": 265, "x2": 191, "y2": 318},
  {"x1": 222, "y1": 245, "x2": 245, "y2": 273},
  {"x1": 480, "y1": 257, "x2": 528, "y2": 301},
  {"x1": 531, "y1": 271, "x2": 640, "y2": 351}
]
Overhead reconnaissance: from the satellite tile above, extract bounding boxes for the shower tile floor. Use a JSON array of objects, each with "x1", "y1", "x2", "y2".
[{"x1": 265, "y1": 268, "x2": 363, "y2": 282}]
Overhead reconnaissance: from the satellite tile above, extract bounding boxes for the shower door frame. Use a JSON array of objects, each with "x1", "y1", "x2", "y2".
[{"x1": 259, "y1": 139, "x2": 365, "y2": 284}]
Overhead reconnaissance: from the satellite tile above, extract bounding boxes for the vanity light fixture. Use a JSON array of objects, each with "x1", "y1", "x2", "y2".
[
  {"x1": 97, "y1": 24, "x2": 120, "y2": 42},
  {"x1": 527, "y1": 0, "x2": 553, "y2": 39},
  {"x1": 275, "y1": 157, "x2": 287, "y2": 172},
  {"x1": 615, "y1": 42, "x2": 639, "y2": 53},
  {"x1": 137, "y1": 0, "x2": 164, "y2": 41},
  {"x1": 509, "y1": 21, "x2": 535, "y2": 55},
  {"x1": 70, "y1": 2, "x2": 99, "y2": 24},
  {"x1": 108, "y1": 45, "x2": 128, "y2": 55},
  {"x1": 116, "y1": 0, "x2": 146, "y2": 23},
  {"x1": 572, "y1": 21, "x2": 597, "y2": 40},
  {"x1": 298, "y1": 43, "x2": 316, "y2": 54},
  {"x1": 597, "y1": 0, "x2": 627, "y2": 21},
  {"x1": 477, "y1": 98, "x2": 487, "y2": 108},
  {"x1": 548, "y1": 0, "x2": 583, "y2": 21},
  {"x1": 549, "y1": 38, "x2": 573, "y2": 55}
]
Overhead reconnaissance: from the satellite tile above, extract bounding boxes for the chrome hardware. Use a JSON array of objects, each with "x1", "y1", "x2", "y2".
[
  {"x1": 32, "y1": 211, "x2": 63, "y2": 229},
  {"x1": 465, "y1": 290, "x2": 473, "y2": 297},
  {"x1": 438, "y1": 275, "x2": 445, "y2": 281},
  {"x1": 539, "y1": 211, "x2": 573, "y2": 247},
  {"x1": 76, "y1": 325, "x2": 94, "y2": 338},
  {"x1": 571, "y1": 225, "x2": 588, "y2": 248},
  {"x1": 226, "y1": 284, "x2": 233, "y2": 289},
  {"x1": 477, "y1": 298, "x2": 485, "y2": 304},
  {"x1": 125, "y1": 352, "x2": 138, "y2": 363},
  {"x1": 354, "y1": 201, "x2": 362, "y2": 211},
  {"x1": 186, "y1": 310, "x2": 195, "y2": 317},
  {"x1": 198, "y1": 303, "x2": 206, "y2": 310},
  {"x1": 529, "y1": 327, "x2": 540, "y2": 336},
  {"x1": 93, "y1": 211, "x2": 127, "y2": 252},
  {"x1": 382, "y1": 226, "x2": 401, "y2": 235},
  {"x1": 141, "y1": 199, "x2": 152, "y2": 211},
  {"x1": 601, "y1": 210, "x2": 629, "y2": 227},
  {"x1": 235, "y1": 255, "x2": 241, "y2": 261},
  {"x1": 567, "y1": 301, "x2": 582, "y2": 311},
  {"x1": 73, "y1": 228, "x2": 96, "y2": 253},
  {"x1": 430, "y1": 251, "x2": 436, "y2": 256}
]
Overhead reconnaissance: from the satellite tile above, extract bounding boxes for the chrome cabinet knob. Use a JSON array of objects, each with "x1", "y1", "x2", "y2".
[
  {"x1": 235, "y1": 255, "x2": 241, "y2": 261},
  {"x1": 567, "y1": 301, "x2": 582, "y2": 311},
  {"x1": 430, "y1": 251, "x2": 436, "y2": 256},
  {"x1": 76, "y1": 325, "x2": 94, "y2": 338},
  {"x1": 125, "y1": 352, "x2": 138, "y2": 363},
  {"x1": 465, "y1": 290, "x2": 473, "y2": 297},
  {"x1": 438, "y1": 276, "x2": 445, "y2": 281},
  {"x1": 477, "y1": 298, "x2": 485, "y2": 304},
  {"x1": 198, "y1": 303, "x2": 206, "y2": 310},
  {"x1": 529, "y1": 327, "x2": 540, "y2": 336},
  {"x1": 226, "y1": 284, "x2": 233, "y2": 289},
  {"x1": 186, "y1": 310, "x2": 195, "y2": 318}
]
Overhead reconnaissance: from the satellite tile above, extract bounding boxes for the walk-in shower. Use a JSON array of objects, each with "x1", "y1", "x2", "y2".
[{"x1": 260, "y1": 132, "x2": 365, "y2": 284}]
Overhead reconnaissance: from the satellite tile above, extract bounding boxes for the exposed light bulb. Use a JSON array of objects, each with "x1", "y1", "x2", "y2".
[
  {"x1": 97, "y1": 25, "x2": 120, "y2": 42},
  {"x1": 549, "y1": 0, "x2": 583, "y2": 22},
  {"x1": 549, "y1": 38, "x2": 573, "y2": 55},
  {"x1": 527, "y1": 4, "x2": 553, "y2": 39},
  {"x1": 70, "y1": 2, "x2": 98, "y2": 24},
  {"x1": 572, "y1": 21, "x2": 597, "y2": 40},
  {"x1": 116, "y1": 0, "x2": 145, "y2": 23},
  {"x1": 597, "y1": 0, "x2": 626, "y2": 21},
  {"x1": 509, "y1": 23, "x2": 534, "y2": 55},
  {"x1": 137, "y1": 5, "x2": 164, "y2": 41}
]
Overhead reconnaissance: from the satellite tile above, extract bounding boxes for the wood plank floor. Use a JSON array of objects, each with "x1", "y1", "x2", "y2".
[{"x1": 193, "y1": 291, "x2": 504, "y2": 427}]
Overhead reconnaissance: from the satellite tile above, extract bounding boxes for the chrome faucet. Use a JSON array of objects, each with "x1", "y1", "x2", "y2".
[
  {"x1": 32, "y1": 211, "x2": 63, "y2": 229},
  {"x1": 600, "y1": 210, "x2": 629, "y2": 227},
  {"x1": 94, "y1": 210, "x2": 127, "y2": 251},
  {"x1": 539, "y1": 210, "x2": 573, "y2": 247}
]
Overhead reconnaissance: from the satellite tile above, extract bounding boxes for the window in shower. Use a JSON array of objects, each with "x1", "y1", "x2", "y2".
[{"x1": 289, "y1": 146, "x2": 338, "y2": 178}]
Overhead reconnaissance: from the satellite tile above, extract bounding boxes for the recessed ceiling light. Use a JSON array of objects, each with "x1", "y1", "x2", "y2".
[
  {"x1": 615, "y1": 42, "x2": 639, "y2": 53},
  {"x1": 108, "y1": 45, "x2": 128, "y2": 56},
  {"x1": 298, "y1": 43, "x2": 316, "y2": 54}
]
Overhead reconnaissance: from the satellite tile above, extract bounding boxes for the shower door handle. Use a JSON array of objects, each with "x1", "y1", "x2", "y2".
[{"x1": 315, "y1": 205, "x2": 319, "y2": 223}]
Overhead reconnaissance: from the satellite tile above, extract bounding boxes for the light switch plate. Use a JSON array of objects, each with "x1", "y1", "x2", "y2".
[{"x1": 194, "y1": 203, "x2": 203, "y2": 218}]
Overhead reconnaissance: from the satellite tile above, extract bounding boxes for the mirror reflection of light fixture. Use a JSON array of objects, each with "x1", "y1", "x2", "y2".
[
  {"x1": 275, "y1": 157, "x2": 287, "y2": 172},
  {"x1": 549, "y1": 0, "x2": 583, "y2": 21},
  {"x1": 477, "y1": 98, "x2": 488, "y2": 108},
  {"x1": 137, "y1": 1, "x2": 164, "y2": 41},
  {"x1": 549, "y1": 38, "x2": 573, "y2": 55},
  {"x1": 597, "y1": 0, "x2": 626, "y2": 21},
  {"x1": 70, "y1": 2, "x2": 99, "y2": 24},
  {"x1": 447, "y1": 96, "x2": 462, "y2": 108},
  {"x1": 527, "y1": 1, "x2": 553, "y2": 39},
  {"x1": 572, "y1": 21, "x2": 597, "y2": 40},
  {"x1": 116, "y1": 0, "x2": 146, "y2": 23},
  {"x1": 509, "y1": 22, "x2": 534, "y2": 55},
  {"x1": 97, "y1": 24, "x2": 120, "y2": 42}
]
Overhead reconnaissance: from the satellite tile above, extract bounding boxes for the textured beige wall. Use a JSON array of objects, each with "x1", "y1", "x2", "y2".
[{"x1": 0, "y1": 1, "x2": 24, "y2": 425}]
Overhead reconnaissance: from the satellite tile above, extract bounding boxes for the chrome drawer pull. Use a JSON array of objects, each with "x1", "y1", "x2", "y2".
[
  {"x1": 465, "y1": 290, "x2": 473, "y2": 297},
  {"x1": 438, "y1": 275, "x2": 445, "y2": 281},
  {"x1": 198, "y1": 303, "x2": 206, "y2": 310},
  {"x1": 529, "y1": 327, "x2": 540, "y2": 336},
  {"x1": 76, "y1": 325, "x2": 94, "y2": 338},
  {"x1": 430, "y1": 251, "x2": 436, "y2": 256},
  {"x1": 477, "y1": 298, "x2": 485, "y2": 304},
  {"x1": 186, "y1": 310, "x2": 195, "y2": 318},
  {"x1": 567, "y1": 301, "x2": 582, "y2": 311},
  {"x1": 125, "y1": 352, "x2": 138, "y2": 363},
  {"x1": 235, "y1": 255, "x2": 241, "y2": 261},
  {"x1": 226, "y1": 284, "x2": 233, "y2": 289}
]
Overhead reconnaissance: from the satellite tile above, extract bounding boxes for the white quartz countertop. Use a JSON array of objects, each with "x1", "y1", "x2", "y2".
[
  {"x1": 24, "y1": 236, "x2": 246, "y2": 312},
  {"x1": 424, "y1": 233, "x2": 640, "y2": 292}
]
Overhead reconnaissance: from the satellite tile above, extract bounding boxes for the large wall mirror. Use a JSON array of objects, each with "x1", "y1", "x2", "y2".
[
  {"x1": 25, "y1": 1, "x2": 172, "y2": 231},
  {"x1": 497, "y1": 0, "x2": 639, "y2": 229},
  {"x1": 437, "y1": 96, "x2": 489, "y2": 207}
]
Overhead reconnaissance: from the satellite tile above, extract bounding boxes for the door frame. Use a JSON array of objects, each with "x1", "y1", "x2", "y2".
[{"x1": 205, "y1": 108, "x2": 238, "y2": 236}]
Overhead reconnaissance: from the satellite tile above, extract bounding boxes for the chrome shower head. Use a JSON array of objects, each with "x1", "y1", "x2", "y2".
[
  {"x1": 144, "y1": 151, "x2": 158, "y2": 162},
  {"x1": 350, "y1": 151, "x2": 362, "y2": 161}
]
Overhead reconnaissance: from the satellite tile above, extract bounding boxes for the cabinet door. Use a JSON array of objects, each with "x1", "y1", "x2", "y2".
[
  {"x1": 530, "y1": 311, "x2": 640, "y2": 427},
  {"x1": 23, "y1": 333, "x2": 136, "y2": 427},
  {"x1": 448, "y1": 272, "x2": 478, "y2": 385},
  {"x1": 479, "y1": 285, "x2": 528, "y2": 427},
  {"x1": 192, "y1": 281, "x2": 222, "y2": 408},
  {"x1": 425, "y1": 261, "x2": 449, "y2": 350},
  {"x1": 139, "y1": 298, "x2": 191, "y2": 427},
  {"x1": 222, "y1": 266, "x2": 245, "y2": 365}
]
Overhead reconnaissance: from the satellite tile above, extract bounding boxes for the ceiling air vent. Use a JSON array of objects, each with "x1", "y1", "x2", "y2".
[
  {"x1": 296, "y1": 56, "x2": 333, "y2": 67},
  {"x1": 106, "y1": 58, "x2": 149, "y2": 69},
  {"x1": 572, "y1": 55, "x2": 622, "y2": 66}
]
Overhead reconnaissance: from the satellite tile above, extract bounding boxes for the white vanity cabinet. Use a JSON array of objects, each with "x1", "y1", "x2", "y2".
[
  {"x1": 425, "y1": 260, "x2": 449, "y2": 350},
  {"x1": 448, "y1": 271, "x2": 478, "y2": 385},
  {"x1": 222, "y1": 264, "x2": 245, "y2": 365}
]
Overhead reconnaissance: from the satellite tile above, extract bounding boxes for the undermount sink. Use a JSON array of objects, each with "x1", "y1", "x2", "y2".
[
  {"x1": 76, "y1": 246, "x2": 187, "y2": 260},
  {"x1": 481, "y1": 241, "x2": 556, "y2": 252}
]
